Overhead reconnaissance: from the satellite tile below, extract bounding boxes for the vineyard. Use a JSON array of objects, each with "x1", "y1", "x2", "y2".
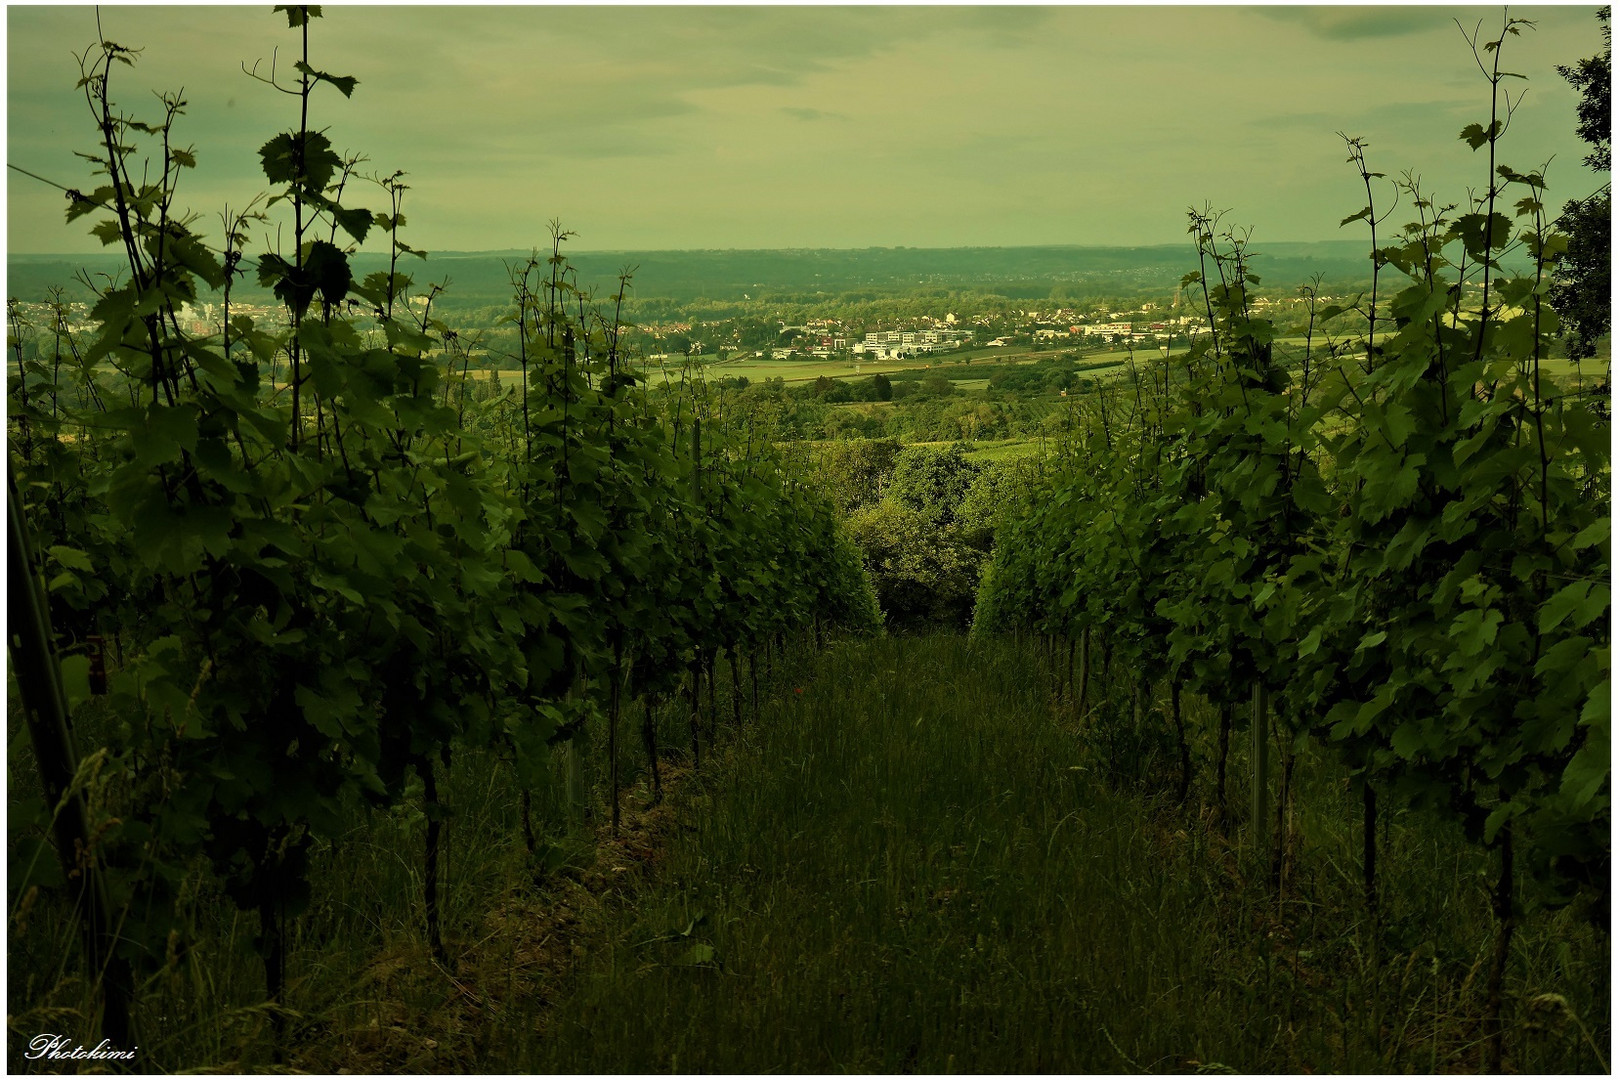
[
  {"x1": 6, "y1": 8, "x2": 1610, "y2": 1075},
  {"x1": 7, "y1": 10, "x2": 879, "y2": 1069},
  {"x1": 972, "y1": 16, "x2": 1610, "y2": 1074}
]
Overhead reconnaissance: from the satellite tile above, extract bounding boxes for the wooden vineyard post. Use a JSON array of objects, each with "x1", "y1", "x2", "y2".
[
  {"x1": 688, "y1": 657, "x2": 703, "y2": 770},
  {"x1": 689, "y1": 418, "x2": 706, "y2": 766},
  {"x1": 692, "y1": 416, "x2": 702, "y2": 507},
  {"x1": 1064, "y1": 636, "x2": 1076, "y2": 705},
  {"x1": 520, "y1": 788, "x2": 537, "y2": 854},
  {"x1": 1251, "y1": 682, "x2": 1270, "y2": 846},
  {"x1": 609, "y1": 642, "x2": 623, "y2": 835},
  {"x1": 728, "y1": 648, "x2": 743, "y2": 728},
  {"x1": 705, "y1": 649, "x2": 718, "y2": 740},
  {"x1": 641, "y1": 696, "x2": 664, "y2": 804},
  {"x1": 420, "y1": 754, "x2": 448, "y2": 962},
  {"x1": 1487, "y1": 826, "x2": 1515, "y2": 1074},
  {"x1": 1362, "y1": 779, "x2": 1378, "y2": 914},
  {"x1": 1170, "y1": 678, "x2": 1190, "y2": 806},
  {"x1": 563, "y1": 740, "x2": 585, "y2": 825},
  {"x1": 1215, "y1": 699, "x2": 1233, "y2": 822},
  {"x1": 750, "y1": 651, "x2": 761, "y2": 724},
  {"x1": 561, "y1": 676, "x2": 586, "y2": 827},
  {"x1": 1076, "y1": 627, "x2": 1090, "y2": 715}
]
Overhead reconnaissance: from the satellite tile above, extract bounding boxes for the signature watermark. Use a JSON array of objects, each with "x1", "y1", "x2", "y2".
[{"x1": 24, "y1": 1034, "x2": 138, "y2": 1063}]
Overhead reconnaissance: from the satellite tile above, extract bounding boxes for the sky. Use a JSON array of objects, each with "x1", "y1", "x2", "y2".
[{"x1": 6, "y1": 3, "x2": 1609, "y2": 254}]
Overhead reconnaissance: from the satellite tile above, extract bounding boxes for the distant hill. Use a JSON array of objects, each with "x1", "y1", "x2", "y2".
[{"x1": 8, "y1": 241, "x2": 1388, "y2": 307}]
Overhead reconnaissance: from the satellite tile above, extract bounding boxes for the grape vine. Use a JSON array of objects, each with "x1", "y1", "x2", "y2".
[
  {"x1": 7, "y1": 6, "x2": 879, "y2": 1049},
  {"x1": 974, "y1": 16, "x2": 1608, "y2": 1069}
]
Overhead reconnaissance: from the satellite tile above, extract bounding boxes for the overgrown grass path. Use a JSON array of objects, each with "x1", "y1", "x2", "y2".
[
  {"x1": 526, "y1": 634, "x2": 1158, "y2": 1072},
  {"x1": 507, "y1": 633, "x2": 1611, "y2": 1074}
]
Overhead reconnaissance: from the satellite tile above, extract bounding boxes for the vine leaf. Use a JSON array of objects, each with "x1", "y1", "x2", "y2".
[
  {"x1": 274, "y1": 5, "x2": 323, "y2": 28},
  {"x1": 1460, "y1": 121, "x2": 1504, "y2": 149},
  {"x1": 259, "y1": 130, "x2": 342, "y2": 192},
  {"x1": 1538, "y1": 581, "x2": 1609, "y2": 635},
  {"x1": 1560, "y1": 685, "x2": 1610, "y2": 807},
  {"x1": 293, "y1": 60, "x2": 358, "y2": 99}
]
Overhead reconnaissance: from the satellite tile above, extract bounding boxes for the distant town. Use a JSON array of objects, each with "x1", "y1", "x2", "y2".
[{"x1": 6, "y1": 243, "x2": 1403, "y2": 384}]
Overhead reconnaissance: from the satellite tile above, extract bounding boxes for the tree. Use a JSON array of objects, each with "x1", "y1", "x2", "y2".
[
  {"x1": 843, "y1": 500, "x2": 983, "y2": 629},
  {"x1": 1561, "y1": 9, "x2": 1611, "y2": 166},
  {"x1": 818, "y1": 438, "x2": 902, "y2": 514},
  {"x1": 888, "y1": 444, "x2": 983, "y2": 528},
  {"x1": 955, "y1": 457, "x2": 1039, "y2": 551},
  {"x1": 1549, "y1": 8, "x2": 1611, "y2": 361}
]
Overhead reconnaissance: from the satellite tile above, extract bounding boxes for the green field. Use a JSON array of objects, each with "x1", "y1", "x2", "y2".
[
  {"x1": 641, "y1": 344, "x2": 1127, "y2": 387},
  {"x1": 260, "y1": 335, "x2": 1610, "y2": 409},
  {"x1": 902, "y1": 437, "x2": 1048, "y2": 462}
]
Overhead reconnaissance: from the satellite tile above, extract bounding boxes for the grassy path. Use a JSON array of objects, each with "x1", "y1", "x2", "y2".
[{"x1": 497, "y1": 635, "x2": 1607, "y2": 1074}]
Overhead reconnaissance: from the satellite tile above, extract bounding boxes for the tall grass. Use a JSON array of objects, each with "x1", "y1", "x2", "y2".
[
  {"x1": 510, "y1": 635, "x2": 1608, "y2": 1074},
  {"x1": 6, "y1": 642, "x2": 802, "y2": 1073}
]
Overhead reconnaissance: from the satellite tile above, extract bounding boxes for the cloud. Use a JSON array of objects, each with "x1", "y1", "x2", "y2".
[
  {"x1": 781, "y1": 107, "x2": 845, "y2": 123},
  {"x1": 7, "y1": 4, "x2": 1602, "y2": 254},
  {"x1": 1257, "y1": 6, "x2": 1457, "y2": 41},
  {"x1": 948, "y1": 6, "x2": 1059, "y2": 47}
]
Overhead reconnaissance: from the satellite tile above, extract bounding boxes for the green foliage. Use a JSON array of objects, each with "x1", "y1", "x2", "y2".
[
  {"x1": 1548, "y1": 10, "x2": 1609, "y2": 362},
  {"x1": 887, "y1": 443, "x2": 982, "y2": 528},
  {"x1": 1558, "y1": 9, "x2": 1611, "y2": 172},
  {"x1": 1549, "y1": 189, "x2": 1610, "y2": 362},
  {"x1": 829, "y1": 442, "x2": 1039, "y2": 631},
  {"x1": 844, "y1": 500, "x2": 982, "y2": 630},
  {"x1": 974, "y1": 19, "x2": 1609, "y2": 929},
  {"x1": 809, "y1": 437, "x2": 902, "y2": 514},
  {"x1": 954, "y1": 454, "x2": 1041, "y2": 551},
  {"x1": 986, "y1": 355, "x2": 1080, "y2": 395}
]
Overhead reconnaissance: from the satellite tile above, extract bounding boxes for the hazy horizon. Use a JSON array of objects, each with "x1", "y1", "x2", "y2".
[
  {"x1": 8, "y1": 5, "x2": 1608, "y2": 256},
  {"x1": 6, "y1": 237, "x2": 1378, "y2": 257}
]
